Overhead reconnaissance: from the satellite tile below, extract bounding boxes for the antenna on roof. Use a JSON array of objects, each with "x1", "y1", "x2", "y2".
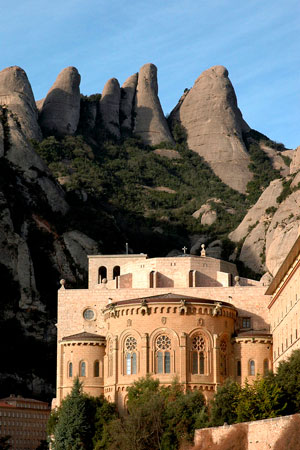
[{"x1": 126, "y1": 242, "x2": 129, "y2": 255}]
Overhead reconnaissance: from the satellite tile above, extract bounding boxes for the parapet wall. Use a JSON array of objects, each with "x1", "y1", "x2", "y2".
[{"x1": 194, "y1": 414, "x2": 300, "y2": 449}]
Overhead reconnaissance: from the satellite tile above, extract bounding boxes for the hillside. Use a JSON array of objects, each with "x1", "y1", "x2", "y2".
[{"x1": 0, "y1": 63, "x2": 296, "y2": 400}]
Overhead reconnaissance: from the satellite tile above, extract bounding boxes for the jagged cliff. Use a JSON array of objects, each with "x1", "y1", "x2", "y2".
[{"x1": 0, "y1": 63, "x2": 297, "y2": 399}]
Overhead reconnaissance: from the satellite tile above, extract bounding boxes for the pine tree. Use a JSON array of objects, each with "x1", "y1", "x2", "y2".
[{"x1": 53, "y1": 377, "x2": 92, "y2": 450}]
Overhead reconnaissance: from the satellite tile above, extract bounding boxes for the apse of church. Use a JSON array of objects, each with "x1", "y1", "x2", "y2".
[{"x1": 54, "y1": 250, "x2": 272, "y2": 412}]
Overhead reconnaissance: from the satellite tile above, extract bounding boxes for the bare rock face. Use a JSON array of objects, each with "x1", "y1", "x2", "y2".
[
  {"x1": 192, "y1": 203, "x2": 217, "y2": 225},
  {"x1": 1, "y1": 106, "x2": 69, "y2": 215},
  {"x1": 171, "y1": 65, "x2": 251, "y2": 193},
  {"x1": 36, "y1": 98, "x2": 44, "y2": 114},
  {"x1": 63, "y1": 230, "x2": 99, "y2": 272},
  {"x1": 266, "y1": 190, "x2": 300, "y2": 275},
  {"x1": 231, "y1": 173, "x2": 300, "y2": 276},
  {"x1": 0, "y1": 66, "x2": 42, "y2": 141},
  {"x1": 290, "y1": 146, "x2": 300, "y2": 174},
  {"x1": 134, "y1": 63, "x2": 174, "y2": 146},
  {"x1": 99, "y1": 78, "x2": 121, "y2": 138},
  {"x1": 39, "y1": 67, "x2": 81, "y2": 137},
  {"x1": 229, "y1": 179, "x2": 283, "y2": 243},
  {"x1": 120, "y1": 73, "x2": 138, "y2": 130}
]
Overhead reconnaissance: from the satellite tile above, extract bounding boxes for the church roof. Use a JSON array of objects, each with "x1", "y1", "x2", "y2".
[
  {"x1": 108, "y1": 293, "x2": 234, "y2": 308},
  {"x1": 61, "y1": 332, "x2": 105, "y2": 342}
]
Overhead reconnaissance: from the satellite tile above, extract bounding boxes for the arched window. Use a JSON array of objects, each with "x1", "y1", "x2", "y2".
[
  {"x1": 125, "y1": 336, "x2": 137, "y2": 375},
  {"x1": 189, "y1": 270, "x2": 194, "y2": 287},
  {"x1": 68, "y1": 362, "x2": 73, "y2": 378},
  {"x1": 220, "y1": 339, "x2": 228, "y2": 377},
  {"x1": 98, "y1": 266, "x2": 107, "y2": 283},
  {"x1": 249, "y1": 360, "x2": 255, "y2": 376},
  {"x1": 150, "y1": 271, "x2": 155, "y2": 288},
  {"x1": 94, "y1": 360, "x2": 100, "y2": 377},
  {"x1": 80, "y1": 361, "x2": 86, "y2": 377},
  {"x1": 191, "y1": 334, "x2": 206, "y2": 374},
  {"x1": 263, "y1": 359, "x2": 269, "y2": 375},
  {"x1": 113, "y1": 266, "x2": 120, "y2": 279},
  {"x1": 156, "y1": 335, "x2": 171, "y2": 374}
]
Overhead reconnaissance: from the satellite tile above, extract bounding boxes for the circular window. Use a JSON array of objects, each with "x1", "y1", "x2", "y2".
[
  {"x1": 192, "y1": 335, "x2": 206, "y2": 351},
  {"x1": 125, "y1": 336, "x2": 137, "y2": 351},
  {"x1": 83, "y1": 308, "x2": 95, "y2": 321},
  {"x1": 156, "y1": 335, "x2": 171, "y2": 350}
]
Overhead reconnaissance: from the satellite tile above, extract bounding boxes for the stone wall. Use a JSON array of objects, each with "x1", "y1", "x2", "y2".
[{"x1": 194, "y1": 414, "x2": 300, "y2": 449}]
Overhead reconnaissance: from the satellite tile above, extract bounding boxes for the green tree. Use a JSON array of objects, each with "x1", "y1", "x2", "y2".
[
  {"x1": 276, "y1": 349, "x2": 300, "y2": 414},
  {"x1": 53, "y1": 377, "x2": 92, "y2": 450},
  {"x1": 210, "y1": 379, "x2": 241, "y2": 426},
  {"x1": 106, "y1": 376, "x2": 207, "y2": 450}
]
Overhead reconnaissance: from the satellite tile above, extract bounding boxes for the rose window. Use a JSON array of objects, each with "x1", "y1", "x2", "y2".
[
  {"x1": 156, "y1": 335, "x2": 171, "y2": 350},
  {"x1": 220, "y1": 340, "x2": 227, "y2": 353},
  {"x1": 125, "y1": 337, "x2": 137, "y2": 351},
  {"x1": 192, "y1": 335, "x2": 206, "y2": 351}
]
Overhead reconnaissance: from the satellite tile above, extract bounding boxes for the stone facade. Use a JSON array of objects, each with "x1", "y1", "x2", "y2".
[
  {"x1": 194, "y1": 413, "x2": 300, "y2": 449},
  {"x1": 266, "y1": 234, "x2": 300, "y2": 370},
  {"x1": 54, "y1": 249, "x2": 274, "y2": 412}
]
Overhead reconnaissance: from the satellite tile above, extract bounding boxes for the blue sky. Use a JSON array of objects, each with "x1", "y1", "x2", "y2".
[{"x1": 1, "y1": 0, "x2": 299, "y2": 148}]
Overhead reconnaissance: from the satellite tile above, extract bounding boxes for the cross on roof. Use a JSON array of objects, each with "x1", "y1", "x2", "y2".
[{"x1": 182, "y1": 246, "x2": 188, "y2": 254}]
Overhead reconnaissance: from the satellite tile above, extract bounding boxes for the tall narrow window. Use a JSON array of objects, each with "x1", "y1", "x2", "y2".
[
  {"x1": 113, "y1": 266, "x2": 120, "y2": 279},
  {"x1": 150, "y1": 271, "x2": 155, "y2": 288},
  {"x1": 164, "y1": 352, "x2": 171, "y2": 373},
  {"x1": 157, "y1": 351, "x2": 163, "y2": 373},
  {"x1": 80, "y1": 361, "x2": 86, "y2": 377},
  {"x1": 189, "y1": 270, "x2": 193, "y2": 287},
  {"x1": 191, "y1": 334, "x2": 206, "y2": 375},
  {"x1": 94, "y1": 360, "x2": 100, "y2": 377},
  {"x1": 156, "y1": 335, "x2": 171, "y2": 374},
  {"x1": 249, "y1": 360, "x2": 255, "y2": 376},
  {"x1": 68, "y1": 362, "x2": 73, "y2": 378},
  {"x1": 98, "y1": 266, "x2": 107, "y2": 283},
  {"x1": 125, "y1": 336, "x2": 137, "y2": 375},
  {"x1": 237, "y1": 360, "x2": 241, "y2": 377}
]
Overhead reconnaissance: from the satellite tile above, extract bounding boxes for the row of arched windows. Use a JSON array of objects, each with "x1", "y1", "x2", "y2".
[
  {"x1": 68, "y1": 360, "x2": 100, "y2": 378},
  {"x1": 98, "y1": 266, "x2": 120, "y2": 283},
  {"x1": 107, "y1": 333, "x2": 226, "y2": 377},
  {"x1": 236, "y1": 359, "x2": 269, "y2": 377}
]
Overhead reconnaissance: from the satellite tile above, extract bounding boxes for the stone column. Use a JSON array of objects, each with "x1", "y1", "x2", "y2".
[
  {"x1": 141, "y1": 333, "x2": 149, "y2": 375},
  {"x1": 57, "y1": 343, "x2": 64, "y2": 405},
  {"x1": 179, "y1": 332, "x2": 187, "y2": 388},
  {"x1": 213, "y1": 334, "x2": 219, "y2": 386},
  {"x1": 112, "y1": 336, "x2": 118, "y2": 403}
]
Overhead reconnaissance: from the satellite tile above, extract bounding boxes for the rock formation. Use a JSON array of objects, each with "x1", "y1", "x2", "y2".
[
  {"x1": 134, "y1": 63, "x2": 174, "y2": 146},
  {"x1": 120, "y1": 73, "x2": 138, "y2": 130},
  {"x1": 0, "y1": 66, "x2": 42, "y2": 141},
  {"x1": 99, "y1": 78, "x2": 121, "y2": 138},
  {"x1": 229, "y1": 179, "x2": 283, "y2": 243},
  {"x1": 39, "y1": 66, "x2": 81, "y2": 137},
  {"x1": 1, "y1": 107, "x2": 68, "y2": 215},
  {"x1": 230, "y1": 173, "x2": 300, "y2": 276},
  {"x1": 290, "y1": 146, "x2": 300, "y2": 174},
  {"x1": 170, "y1": 65, "x2": 252, "y2": 193}
]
